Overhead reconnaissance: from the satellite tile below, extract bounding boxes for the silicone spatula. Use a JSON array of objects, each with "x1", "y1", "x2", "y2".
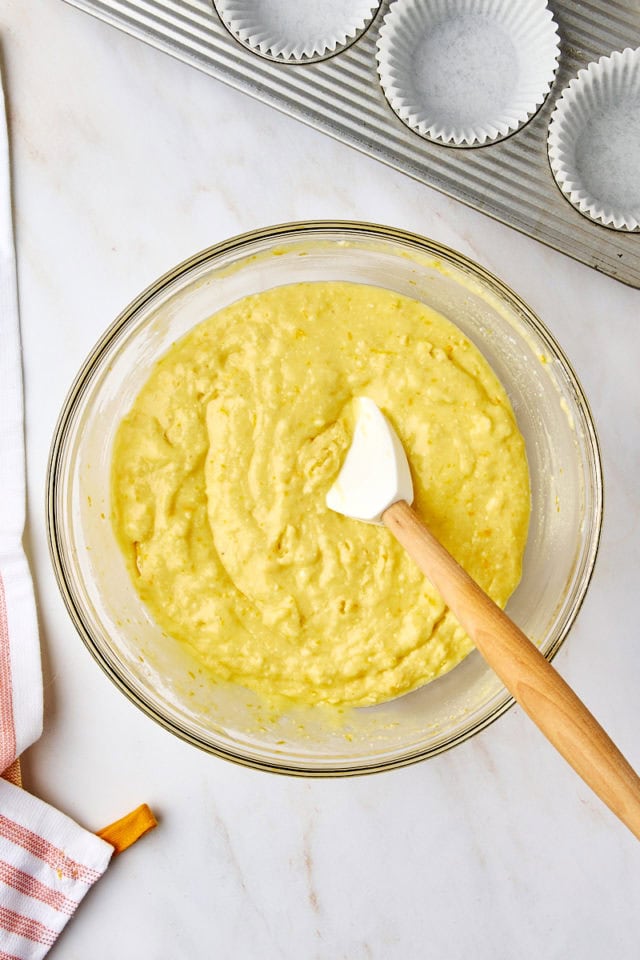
[{"x1": 326, "y1": 397, "x2": 640, "y2": 840}]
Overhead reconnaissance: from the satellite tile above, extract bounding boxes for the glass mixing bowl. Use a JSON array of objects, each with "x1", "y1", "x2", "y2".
[{"x1": 47, "y1": 221, "x2": 602, "y2": 775}]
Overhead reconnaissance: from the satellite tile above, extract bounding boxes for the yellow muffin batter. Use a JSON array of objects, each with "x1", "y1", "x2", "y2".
[{"x1": 111, "y1": 282, "x2": 530, "y2": 707}]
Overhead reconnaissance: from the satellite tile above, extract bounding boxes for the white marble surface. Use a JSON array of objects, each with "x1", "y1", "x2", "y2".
[{"x1": 3, "y1": 1, "x2": 640, "y2": 956}]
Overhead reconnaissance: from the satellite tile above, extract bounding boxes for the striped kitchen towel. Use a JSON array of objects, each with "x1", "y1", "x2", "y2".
[
  {"x1": 0, "y1": 780, "x2": 112, "y2": 958},
  {"x1": 0, "y1": 56, "x2": 114, "y2": 958}
]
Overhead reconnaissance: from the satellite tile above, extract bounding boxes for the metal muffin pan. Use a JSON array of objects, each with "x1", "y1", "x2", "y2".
[{"x1": 63, "y1": 0, "x2": 640, "y2": 287}]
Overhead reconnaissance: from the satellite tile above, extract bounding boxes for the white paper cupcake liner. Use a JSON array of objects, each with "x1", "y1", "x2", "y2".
[
  {"x1": 376, "y1": 0, "x2": 560, "y2": 147},
  {"x1": 547, "y1": 48, "x2": 640, "y2": 232},
  {"x1": 215, "y1": 0, "x2": 380, "y2": 63}
]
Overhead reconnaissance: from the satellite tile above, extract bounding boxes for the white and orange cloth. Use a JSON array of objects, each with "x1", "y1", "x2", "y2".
[
  {"x1": 0, "y1": 780, "x2": 112, "y2": 958},
  {"x1": 0, "y1": 58, "x2": 154, "y2": 959}
]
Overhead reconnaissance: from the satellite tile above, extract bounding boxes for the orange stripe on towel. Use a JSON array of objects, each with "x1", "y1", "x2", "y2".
[
  {"x1": 2, "y1": 758, "x2": 21, "y2": 787},
  {"x1": 0, "y1": 575, "x2": 17, "y2": 772}
]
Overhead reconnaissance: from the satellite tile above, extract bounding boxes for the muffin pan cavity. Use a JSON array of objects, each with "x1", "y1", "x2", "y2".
[{"x1": 376, "y1": 0, "x2": 560, "y2": 147}]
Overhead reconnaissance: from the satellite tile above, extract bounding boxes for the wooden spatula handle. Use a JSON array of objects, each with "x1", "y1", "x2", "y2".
[{"x1": 383, "y1": 499, "x2": 640, "y2": 841}]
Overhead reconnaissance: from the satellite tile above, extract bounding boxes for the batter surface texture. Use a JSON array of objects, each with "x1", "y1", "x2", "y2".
[{"x1": 111, "y1": 282, "x2": 530, "y2": 706}]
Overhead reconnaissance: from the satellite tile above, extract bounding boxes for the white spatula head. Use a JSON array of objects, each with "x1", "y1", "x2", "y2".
[{"x1": 326, "y1": 397, "x2": 414, "y2": 524}]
